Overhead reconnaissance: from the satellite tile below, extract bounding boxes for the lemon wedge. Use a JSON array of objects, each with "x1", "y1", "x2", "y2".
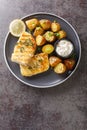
[{"x1": 9, "y1": 19, "x2": 26, "y2": 37}]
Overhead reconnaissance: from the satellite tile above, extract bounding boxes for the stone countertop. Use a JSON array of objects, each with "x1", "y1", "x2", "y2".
[{"x1": 0, "y1": 0, "x2": 87, "y2": 130}]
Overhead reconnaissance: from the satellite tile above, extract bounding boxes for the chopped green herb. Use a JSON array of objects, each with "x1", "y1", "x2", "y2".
[
  {"x1": 29, "y1": 39, "x2": 33, "y2": 46},
  {"x1": 48, "y1": 32, "x2": 53, "y2": 37},
  {"x1": 24, "y1": 39, "x2": 33, "y2": 46},
  {"x1": 38, "y1": 59, "x2": 43, "y2": 62},
  {"x1": 25, "y1": 39, "x2": 30, "y2": 43},
  {"x1": 55, "y1": 32, "x2": 60, "y2": 37},
  {"x1": 19, "y1": 41, "x2": 24, "y2": 44},
  {"x1": 32, "y1": 22, "x2": 35, "y2": 24},
  {"x1": 20, "y1": 47, "x2": 24, "y2": 52}
]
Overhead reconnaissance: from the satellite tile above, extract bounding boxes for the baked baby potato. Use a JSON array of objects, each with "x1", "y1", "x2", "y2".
[
  {"x1": 25, "y1": 18, "x2": 39, "y2": 31},
  {"x1": 44, "y1": 31, "x2": 56, "y2": 42},
  {"x1": 33, "y1": 26, "x2": 44, "y2": 37},
  {"x1": 58, "y1": 30, "x2": 67, "y2": 39},
  {"x1": 39, "y1": 19, "x2": 51, "y2": 30},
  {"x1": 54, "y1": 63, "x2": 66, "y2": 74},
  {"x1": 51, "y1": 21, "x2": 61, "y2": 32},
  {"x1": 36, "y1": 35, "x2": 46, "y2": 46},
  {"x1": 42, "y1": 44, "x2": 54, "y2": 54}
]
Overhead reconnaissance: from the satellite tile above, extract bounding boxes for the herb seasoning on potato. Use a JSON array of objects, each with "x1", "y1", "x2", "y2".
[
  {"x1": 44, "y1": 31, "x2": 56, "y2": 42},
  {"x1": 33, "y1": 27, "x2": 44, "y2": 37},
  {"x1": 42, "y1": 44, "x2": 54, "y2": 54},
  {"x1": 26, "y1": 18, "x2": 39, "y2": 31},
  {"x1": 58, "y1": 30, "x2": 67, "y2": 39},
  {"x1": 64, "y1": 59, "x2": 75, "y2": 70},
  {"x1": 39, "y1": 19, "x2": 51, "y2": 30},
  {"x1": 51, "y1": 21, "x2": 61, "y2": 32}
]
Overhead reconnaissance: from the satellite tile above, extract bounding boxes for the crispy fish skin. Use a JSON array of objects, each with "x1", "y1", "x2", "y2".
[
  {"x1": 20, "y1": 53, "x2": 49, "y2": 77},
  {"x1": 11, "y1": 32, "x2": 36, "y2": 65}
]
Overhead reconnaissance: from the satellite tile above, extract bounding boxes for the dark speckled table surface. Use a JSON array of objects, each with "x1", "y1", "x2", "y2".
[{"x1": 0, "y1": 0, "x2": 87, "y2": 130}]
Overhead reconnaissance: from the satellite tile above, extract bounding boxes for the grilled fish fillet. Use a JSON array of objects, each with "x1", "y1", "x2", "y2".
[
  {"x1": 11, "y1": 32, "x2": 36, "y2": 65},
  {"x1": 20, "y1": 53, "x2": 49, "y2": 76}
]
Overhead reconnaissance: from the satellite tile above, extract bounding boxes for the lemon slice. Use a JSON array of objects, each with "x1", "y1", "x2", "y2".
[{"x1": 9, "y1": 19, "x2": 26, "y2": 37}]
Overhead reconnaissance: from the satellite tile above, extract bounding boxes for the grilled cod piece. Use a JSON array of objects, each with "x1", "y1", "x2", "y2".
[
  {"x1": 11, "y1": 32, "x2": 36, "y2": 65},
  {"x1": 20, "y1": 53, "x2": 49, "y2": 76}
]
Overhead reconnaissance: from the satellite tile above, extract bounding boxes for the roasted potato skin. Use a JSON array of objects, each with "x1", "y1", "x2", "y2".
[
  {"x1": 42, "y1": 44, "x2": 54, "y2": 54},
  {"x1": 39, "y1": 19, "x2": 51, "y2": 30},
  {"x1": 36, "y1": 35, "x2": 46, "y2": 46},
  {"x1": 25, "y1": 18, "x2": 39, "y2": 31},
  {"x1": 33, "y1": 27, "x2": 44, "y2": 37},
  {"x1": 51, "y1": 22, "x2": 61, "y2": 32},
  {"x1": 58, "y1": 30, "x2": 67, "y2": 39},
  {"x1": 64, "y1": 59, "x2": 75, "y2": 70},
  {"x1": 44, "y1": 31, "x2": 56, "y2": 42},
  {"x1": 49, "y1": 56, "x2": 62, "y2": 67},
  {"x1": 54, "y1": 63, "x2": 66, "y2": 74}
]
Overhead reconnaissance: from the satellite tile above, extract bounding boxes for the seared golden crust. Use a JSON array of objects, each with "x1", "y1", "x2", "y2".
[{"x1": 20, "y1": 53, "x2": 49, "y2": 76}]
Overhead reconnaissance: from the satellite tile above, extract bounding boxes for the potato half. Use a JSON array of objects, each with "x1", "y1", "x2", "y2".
[
  {"x1": 42, "y1": 44, "x2": 54, "y2": 54},
  {"x1": 51, "y1": 22, "x2": 61, "y2": 32},
  {"x1": 49, "y1": 56, "x2": 62, "y2": 67}
]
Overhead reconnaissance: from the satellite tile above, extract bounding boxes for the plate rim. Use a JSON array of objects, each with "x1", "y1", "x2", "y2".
[{"x1": 4, "y1": 12, "x2": 81, "y2": 88}]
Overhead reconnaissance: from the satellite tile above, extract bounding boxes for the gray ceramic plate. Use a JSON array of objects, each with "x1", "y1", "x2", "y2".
[{"x1": 4, "y1": 13, "x2": 81, "y2": 88}]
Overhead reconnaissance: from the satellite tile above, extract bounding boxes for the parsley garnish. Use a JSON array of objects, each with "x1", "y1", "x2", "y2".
[
  {"x1": 20, "y1": 47, "x2": 24, "y2": 52},
  {"x1": 24, "y1": 39, "x2": 33, "y2": 46},
  {"x1": 55, "y1": 32, "x2": 60, "y2": 37}
]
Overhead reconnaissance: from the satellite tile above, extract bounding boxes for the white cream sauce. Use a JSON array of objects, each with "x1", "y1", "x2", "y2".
[{"x1": 56, "y1": 40, "x2": 74, "y2": 57}]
